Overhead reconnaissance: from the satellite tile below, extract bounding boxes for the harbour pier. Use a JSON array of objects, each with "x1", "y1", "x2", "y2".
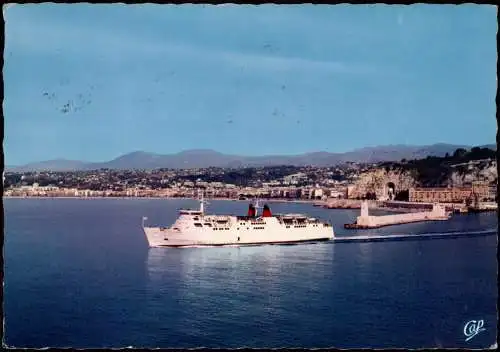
[{"x1": 344, "y1": 200, "x2": 451, "y2": 229}]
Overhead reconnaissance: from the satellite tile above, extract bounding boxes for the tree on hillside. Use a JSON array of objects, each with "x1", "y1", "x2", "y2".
[
  {"x1": 468, "y1": 147, "x2": 496, "y2": 160},
  {"x1": 365, "y1": 192, "x2": 377, "y2": 200},
  {"x1": 453, "y1": 148, "x2": 467, "y2": 159},
  {"x1": 395, "y1": 190, "x2": 409, "y2": 201}
]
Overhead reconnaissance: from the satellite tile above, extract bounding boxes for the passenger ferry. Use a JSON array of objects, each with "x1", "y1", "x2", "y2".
[{"x1": 142, "y1": 194, "x2": 334, "y2": 247}]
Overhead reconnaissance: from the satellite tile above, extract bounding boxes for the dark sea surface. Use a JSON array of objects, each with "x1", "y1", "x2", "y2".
[{"x1": 4, "y1": 198, "x2": 498, "y2": 348}]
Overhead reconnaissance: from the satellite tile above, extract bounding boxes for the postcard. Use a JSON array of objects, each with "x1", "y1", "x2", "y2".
[{"x1": 2, "y1": 3, "x2": 497, "y2": 349}]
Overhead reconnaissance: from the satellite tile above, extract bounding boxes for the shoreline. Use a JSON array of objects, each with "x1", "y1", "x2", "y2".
[
  {"x1": 2, "y1": 195, "x2": 320, "y2": 204},
  {"x1": 4, "y1": 196, "x2": 495, "y2": 213}
]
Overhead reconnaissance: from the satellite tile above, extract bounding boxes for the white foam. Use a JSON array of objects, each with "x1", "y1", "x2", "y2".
[{"x1": 334, "y1": 228, "x2": 497, "y2": 243}]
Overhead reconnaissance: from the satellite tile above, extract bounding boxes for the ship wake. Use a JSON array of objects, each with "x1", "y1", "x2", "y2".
[
  {"x1": 333, "y1": 228, "x2": 497, "y2": 243},
  {"x1": 149, "y1": 228, "x2": 496, "y2": 249}
]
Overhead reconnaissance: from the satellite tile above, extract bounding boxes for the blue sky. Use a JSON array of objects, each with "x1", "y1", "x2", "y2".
[{"x1": 4, "y1": 4, "x2": 497, "y2": 165}]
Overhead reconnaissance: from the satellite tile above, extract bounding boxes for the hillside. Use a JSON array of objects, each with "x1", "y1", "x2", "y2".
[
  {"x1": 381, "y1": 147, "x2": 497, "y2": 187},
  {"x1": 7, "y1": 143, "x2": 494, "y2": 172}
]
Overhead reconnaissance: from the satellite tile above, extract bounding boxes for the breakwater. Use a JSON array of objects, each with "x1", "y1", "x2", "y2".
[{"x1": 345, "y1": 201, "x2": 451, "y2": 229}]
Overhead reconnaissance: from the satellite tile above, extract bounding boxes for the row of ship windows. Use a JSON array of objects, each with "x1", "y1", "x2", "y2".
[
  {"x1": 208, "y1": 227, "x2": 268, "y2": 231},
  {"x1": 194, "y1": 223, "x2": 212, "y2": 227},
  {"x1": 199, "y1": 224, "x2": 325, "y2": 230},
  {"x1": 195, "y1": 222, "x2": 231, "y2": 227}
]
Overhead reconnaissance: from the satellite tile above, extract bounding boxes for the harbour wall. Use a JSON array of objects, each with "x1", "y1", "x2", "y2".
[{"x1": 353, "y1": 201, "x2": 450, "y2": 228}]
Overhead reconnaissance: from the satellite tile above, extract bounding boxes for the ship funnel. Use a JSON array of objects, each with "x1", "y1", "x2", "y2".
[
  {"x1": 247, "y1": 204, "x2": 256, "y2": 217},
  {"x1": 262, "y1": 204, "x2": 272, "y2": 217}
]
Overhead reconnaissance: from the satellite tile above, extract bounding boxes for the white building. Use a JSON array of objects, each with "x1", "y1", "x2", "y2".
[
  {"x1": 313, "y1": 188, "x2": 324, "y2": 199},
  {"x1": 283, "y1": 172, "x2": 307, "y2": 185}
]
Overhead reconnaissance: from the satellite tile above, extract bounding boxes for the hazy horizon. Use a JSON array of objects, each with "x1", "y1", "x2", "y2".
[
  {"x1": 4, "y1": 4, "x2": 497, "y2": 165},
  {"x1": 7, "y1": 141, "x2": 496, "y2": 167}
]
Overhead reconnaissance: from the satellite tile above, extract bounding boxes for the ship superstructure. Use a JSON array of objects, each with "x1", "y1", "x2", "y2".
[{"x1": 142, "y1": 194, "x2": 334, "y2": 247}]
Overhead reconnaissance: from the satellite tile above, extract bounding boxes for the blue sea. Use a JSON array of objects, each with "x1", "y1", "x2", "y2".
[{"x1": 3, "y1": 198, "x2": 498, "y2": 348}]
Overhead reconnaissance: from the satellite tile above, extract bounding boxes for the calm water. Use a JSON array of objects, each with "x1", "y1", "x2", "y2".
[{"x1": 4, "y1": 198, "x2": 498, "y2": 348}]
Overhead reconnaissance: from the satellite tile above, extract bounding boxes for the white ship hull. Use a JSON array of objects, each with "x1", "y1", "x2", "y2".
[
  {"x1": 143, "y1": 225, "x2": 334, "y2": 247},
  {"x1": 142, "y1": 196, "x2": 334, "y2": 248}
]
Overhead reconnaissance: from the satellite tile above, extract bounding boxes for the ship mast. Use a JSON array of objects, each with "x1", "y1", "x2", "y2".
[
  {"x1": 198, "y1": 189, "x2": 208, "y2": 215},
  {"x1": 198, "y1": 190, "x2": 204, "y2": 214},
  {"x1": 254, "y1": 198, "x2": 262, "y2": 217}
]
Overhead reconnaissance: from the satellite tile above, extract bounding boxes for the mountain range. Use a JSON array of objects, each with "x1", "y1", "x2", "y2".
[{"x1": 7, "y1": 143, "x2": 496, "y2": 172}]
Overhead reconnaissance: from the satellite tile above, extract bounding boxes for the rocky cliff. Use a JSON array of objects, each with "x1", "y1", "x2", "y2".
[
  {"x1": 348, "y1": 168, "x2": 417, "y2": 200},
  {"x1": 349, "y1": 158, "x2": 497, "y2": 200},
  {"x1": 448, "y1": 159, "x2": 497, "y2": 187}
]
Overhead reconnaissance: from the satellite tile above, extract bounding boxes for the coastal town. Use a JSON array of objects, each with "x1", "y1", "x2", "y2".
[
  {"x1": 4, "y1": 4, "x2": 497, "y2": 350},
  {"x1": 4, "y1": 147, "x2": 497, "y2": 214}
]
